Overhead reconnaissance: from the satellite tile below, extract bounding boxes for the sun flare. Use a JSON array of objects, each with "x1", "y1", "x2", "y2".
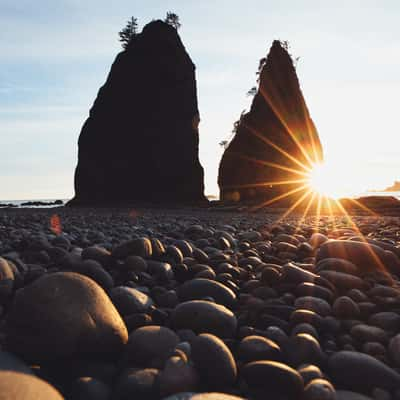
[{"x1": 307, "y1": 162, "x2": 350, "y2": 199}]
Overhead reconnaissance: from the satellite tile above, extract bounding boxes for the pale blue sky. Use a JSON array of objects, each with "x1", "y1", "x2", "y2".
[{"x1": 1, "y1": 0, "x2": 400, "y2": 199}]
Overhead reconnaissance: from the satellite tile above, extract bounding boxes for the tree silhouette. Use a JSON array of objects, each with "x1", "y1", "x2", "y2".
[
  {"x1": 165, "y1": 12, "x2": 181, "y2": 30},
  {"x1": 119, "y1": 17, "x2": 139, "y2": 49}
]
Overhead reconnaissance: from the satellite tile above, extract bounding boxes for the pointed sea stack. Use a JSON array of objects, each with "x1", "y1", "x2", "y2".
[
  {"x1": 218, "y1": 40, "x2": 323, "y2": 205},
  {"x1": 69, "y1": 20, "x2": 206, "y2": 206}
]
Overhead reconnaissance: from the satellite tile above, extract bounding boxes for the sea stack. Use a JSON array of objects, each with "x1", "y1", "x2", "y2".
[
  {"x1": 69, "y1": 20, "x2": 206, "y2": 206},
  {"x1": 218, "y1": 40, "x2": 323, "y2": 205}
]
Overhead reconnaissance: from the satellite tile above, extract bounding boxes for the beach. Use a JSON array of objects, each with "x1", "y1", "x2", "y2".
[{"x1": 0, "y1": 206, "x2": 400, "y2": 399}]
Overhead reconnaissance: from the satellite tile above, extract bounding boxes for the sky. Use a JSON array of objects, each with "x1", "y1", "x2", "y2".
[{"x1": 1, "y1": 0, "x2": 400, "y2": 200}]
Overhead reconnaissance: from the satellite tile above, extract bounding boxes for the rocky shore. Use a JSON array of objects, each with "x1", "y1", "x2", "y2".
[{"x1": 0, "y1": 207, "x2": 400, "y2": 399}]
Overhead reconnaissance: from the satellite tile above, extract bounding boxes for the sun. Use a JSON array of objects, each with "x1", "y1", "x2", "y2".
[{"x1": 306, "y1": 161, "x2": 352, "y2": 199}]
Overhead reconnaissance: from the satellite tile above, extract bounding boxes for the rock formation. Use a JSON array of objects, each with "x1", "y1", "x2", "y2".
[
  {"x1": 218, "y1": 40, "x2": 323, "y2": 205},
  {"x1": 69, "y1": 20, "x2": 206, "y2": 206}
]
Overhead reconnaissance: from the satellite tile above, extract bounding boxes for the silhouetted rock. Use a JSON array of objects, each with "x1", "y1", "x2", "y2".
[
  {"x1": 69, "y1": 20, "x2": 206, "y2": 206},
  {"x1": 218, "y1": 40, "x2": 323, "y2": 204}
]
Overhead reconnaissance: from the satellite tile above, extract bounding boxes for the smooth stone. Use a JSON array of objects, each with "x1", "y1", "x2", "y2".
[
  {"x1": 316, "y1": 258, "x2": 359, "y2": 276},
  {"x1": 290, "y1": 309, "x2": 325, "y2": 331},
  {"x1": 318, "y1": 271, "x2": 366, "y2": 291},
  {"x1": 297, "y1": 364, "x2": 323, "y2": 385},
  {"x1": 171, "y1": 301, "x2": 237, "y2": 338},
  {"x1": 109, "y1": 286, "x2": 154, "y2": 316},
  {"x1": 147, "y1": 261, "x2": 174, "y2": 281},
  {"x1": 294, "y1": 296, "x2": 331, "y2": 317},
  {"x1": 0, "y1": 370, "x2": 64, "y2": 400},
  {"x1": 292, "y1": 323, "x2": 319, "y2": 340},
  {"x1": 316, "y1": 240, "x2": 400, "y2": 276},
  {"x1": 281, "y1": 263, "x2": 319, "y2": 283},
  {"x1": 242, "y1": 360, "x2": 304, "y2": 398},
  {"x1": 69, "y1": 377, "x2": 111, "y2": 400},
  {"x1": 6, "y1": 272, "x2": 128, "y2": 362},
  {"x1": 303, "y1": 378, "x2": 336, "y2": 400},
  {"x1": 336, "y1": 391, "x2": 373, "y2": 400},
  {"x1": 286, "y1": 333, "x2": 324, "y2": 367},
  {"x1": 178, "y1": 279, "x2": 236, "y2": 309},
  {"x1": 275, "y1": 234, "x2": 300, "y2": 246},
  {"x1": 328, "y1": 351, "x2": 400, "y2": 392},
  {"x1": 347, "y1": 289, "x2": 368, "y2": 302},
  {"x1": 162, "y1": 393, "x2": 245, "y2": 400},
  {"x1": 124, "y1": 326, "x2": 179, "y2": 367},
  {"x1": 0, "y1": 351, "x2": 33, "y2": 375},
  {"x1": 113, "y1": 368, "x2": 160, "y2": 400},
  {"x1": 78, "y1": 260, "x2": 114, "y2": 291},
  {"x1": 333, "y1": 296, "x2": 361, "y2": 320},
  {"x1": 0, "y1": 257, "x2": 14, "y2": 301},
  {"x1": 237, "y1": 335, "x2": 281, "y2": 363},
  {"x1": 112, "y1": 238, "x2": 152, "y2": 259},
  {"x1": 368, "y1": 312, "x2": 400, "y2": 331},
  {"x1": 191, "y1": 333, "x2": 237, "y2": 390},
  {"x1": 388, "y1": 334, "x2": 400, "y2": 367},
  {"x1": 295, "y1": 282, "x2": 334, "y2": 302},
  {"x1": 158, "y1": 356, "x2": 199, "y2": 397},
  {"x1": 350, "y1": 324, "x2": 388, "y2": 344},
  {"x1": 309, "y1": 233, "x2": 329, "y2": 248},
  {"x1": 81, "y1": 246, "x2": 111, "y2": 267},
  {"x1": 165, "y1": 246, "x2": 184, "y2": 264},
  {"x1": 124, "y1": 256, "x2": 148, "y2": 273}
]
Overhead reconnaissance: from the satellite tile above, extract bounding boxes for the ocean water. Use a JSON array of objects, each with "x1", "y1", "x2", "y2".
[
  {"x1": 1, "y1": 192, "x2": 399, "y2": 208},
  {"x1": 0, "y1": 199, "x2": 68, "y2": 208}
]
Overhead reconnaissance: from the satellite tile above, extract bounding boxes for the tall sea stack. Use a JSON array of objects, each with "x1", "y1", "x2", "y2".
[
  {"x1": 218, "y1": 40, "x2": 323, "y2": 205},
  {"x1": 69, "y1": 20, "x2": 206, "y2": 206}
]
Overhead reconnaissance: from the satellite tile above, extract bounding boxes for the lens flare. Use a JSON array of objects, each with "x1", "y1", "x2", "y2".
[{"x1": 306, "y1": 161, "x2": 353, "y2": 199}]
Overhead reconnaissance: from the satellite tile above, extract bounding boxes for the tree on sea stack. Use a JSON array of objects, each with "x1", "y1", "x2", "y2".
[
  {"x1": 119, "y1": 16, "x2": 139, "y2": 49},
  {"x1": 165, "y1": 12, "x2": 181, "y2": 30}
]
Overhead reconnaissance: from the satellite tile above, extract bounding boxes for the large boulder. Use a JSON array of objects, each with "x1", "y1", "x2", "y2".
[
  {"x1": 6, "y1": 272, "x2": 128, "y2": 362},
  {"x1": 0, "y1": 371, "x2": 64, "y2": 400},
  {"x1": 69, "y1": 20, "x2": 206, "y2": 206},
  {"x1": 218, "y1": 40, "x2": 323, "y2": 204}
]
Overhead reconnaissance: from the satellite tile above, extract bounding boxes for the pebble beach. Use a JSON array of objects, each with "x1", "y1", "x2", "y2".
[{"x1": 1, "y1": 206, "x2": 400, "y2": 399}]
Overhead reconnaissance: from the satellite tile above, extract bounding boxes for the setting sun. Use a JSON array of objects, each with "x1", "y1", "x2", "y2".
[{"x1": 307, "y1": 161, "x2": 354, "y2": 199}]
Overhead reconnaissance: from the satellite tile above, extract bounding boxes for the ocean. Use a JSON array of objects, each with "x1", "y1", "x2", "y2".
[{"x1": 1, "y1": 192, "x2": 400, "y2": 208}]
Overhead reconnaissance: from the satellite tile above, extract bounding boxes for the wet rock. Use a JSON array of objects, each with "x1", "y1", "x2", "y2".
[
  {"x1": 303, "y1": 378, "x2": 336, "y2": 400},
  {"x1": 368, "y1": 312, "x2": 400, "y2": 331},
  {"x1": 316, "y1": 240, "x2": 400, "y2": 276},
  {"x1": 350, "y1": 324, "x2": 388, "y2": 344},
  {"x1": 6, "y1": 272, "x2": 128, "y2": 362},
  {"x1": 113, "y1": 238, "x2": 152, "y2": 260},
  {"x1": 158, "y1": 355, "x2": 199, "y2": 396},
  {"x1": 294, "y1": 296, "x2": 331, "y2": 317},
  {"x1": 0, "y1": 351, "x2": 33, "y2": 375},
  {"x1": 0, "y1": 370, "x2": 64, "y2": 399},
  {"x1": 191, "y1": 333, "x2": 237, "y2": 390},
  {"x1": 297, "y1": 364, "x2": 324, "y2": 385},
  {"x1": 178, "y1": 279, "x2": 236, "y2": 309},
  {"x1": 69, "y1": 377, "x2": 111, "y2": 400},
  {"x1": 295, "y1": 282, "x2": 334, "y2": 302},
  {"x1": 286, "y1": 333, "x2": 324, "y2": 367},
  {"x1": 113, "y1": 368, "x2": 160, "y2": 400},
  {"x1": 0, "y1": 257, "x2": 14, "y2": 301},
  {"x1": 237, "y1": 335, "x2": 281, "y2": 363},
  {"x1": 242, "y1": 360, "x2": 304, "y2": 399},
  {"x1": 329, "y1": 351, "x2": 400, "y2": 392},
  {"x1": 124, "y1": 326, "x2": 179, "y2": 367},
  {"x1": 319, "y1": 271, "x2": 366, "y2": 291},
  {"x1": 388, "y1": 334, "x2": 400, "y2": 367},
  {"x1": 109, "y1": 286, "x2": 154, "y2": 316},
  {"x1": 333, "y1": 296, "x2": 361, "y2": 320},
  {"x1": 162, "y1": 393, "x2": 245, "y2": 400},
  {"x1": 336, "y1": 391, "x2": 373, "y2": 400},
  {"x1": 171, "y1": 301, "x2": 237, "y2": 338}
]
